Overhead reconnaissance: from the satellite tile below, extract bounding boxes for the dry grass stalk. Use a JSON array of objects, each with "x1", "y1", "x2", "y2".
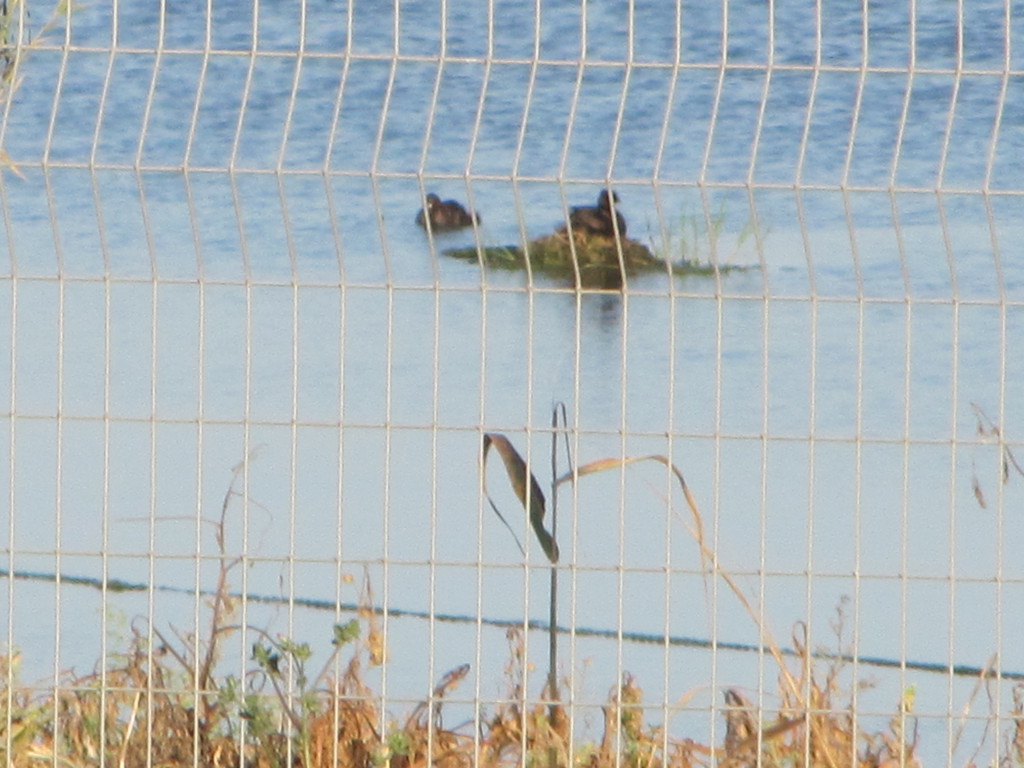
[
  {"x1": 0, "y1": 611, "x2": 1001, "y2": 768},
  {"x1": 1009, "y1": 684, "x2": 1024, "y2": 767}
]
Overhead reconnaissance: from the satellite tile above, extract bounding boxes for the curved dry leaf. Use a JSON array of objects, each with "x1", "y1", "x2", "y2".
[
  {"x1": 482, "y1": 433, "x2": 559, "y2": 563},
  {"x1": 972, "y1": 476, "x2": 986, "y2": 509},
  {"x1": 554, "y1": 453, "x2": 707, "y2": 573},
  {"x1": 0, "y1": 149, "x2": 26, "y2": 180}
]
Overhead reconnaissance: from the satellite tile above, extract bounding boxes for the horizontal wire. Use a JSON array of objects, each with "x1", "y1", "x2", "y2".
[
  {"x1": 13, "y1": 162, "x2": 1024, "y2": 196},
  {"x1": 17, "y1": 43, "x2": 1024, "y2": 78},
  {"x1": 3, "y1": 566, "x2": 1020, "y2": 681}
]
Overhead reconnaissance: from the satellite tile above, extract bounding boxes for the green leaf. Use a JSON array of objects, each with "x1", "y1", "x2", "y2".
[
  {"x1": 251, "y1": 643, "x2": 281, "y2": 675},
  {"x1": 333, "y1": 619, "x2": 360, "y2": 646}
]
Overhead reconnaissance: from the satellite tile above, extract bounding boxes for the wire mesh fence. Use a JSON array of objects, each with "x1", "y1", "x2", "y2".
[{"x1": 1, "y1": 0, "x2": 1023, "y2": 766}]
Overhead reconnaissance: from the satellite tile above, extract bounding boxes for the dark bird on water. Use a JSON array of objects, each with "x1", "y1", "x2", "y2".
[
  {"x1": 415, "y1": 193, "x2": 480, "y2": 231},
  {"x1": 568, "y1": 189, "x2": 627, "y2": 239}
]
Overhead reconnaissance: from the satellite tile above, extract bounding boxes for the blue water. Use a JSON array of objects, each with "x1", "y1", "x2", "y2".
[{"x1": 2, "y1": 0, "x2": 1024, "y2": 763}]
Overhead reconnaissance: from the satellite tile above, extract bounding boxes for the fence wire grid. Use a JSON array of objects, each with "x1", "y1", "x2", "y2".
[{"x1": 1, "y1": 1, "x2": 1024, "y2": 767}]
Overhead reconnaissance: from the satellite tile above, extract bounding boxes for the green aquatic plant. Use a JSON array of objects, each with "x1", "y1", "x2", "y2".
[
  {"x1": 445, "y1": 211, "x2": 756, "y2": 288},
  {"x1": 447, "y1": 231, "x2": 665, "y2": 289},
  {"x1": 651, "y1": 199, "x2": 762, "y2": 268}
]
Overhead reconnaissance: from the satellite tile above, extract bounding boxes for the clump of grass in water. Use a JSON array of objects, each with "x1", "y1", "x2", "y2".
[
  {"x1": 445, "y1": 204, "x2": 759, "y2": 287},
  {"x1": 650, "y1": 200, "x2": 762, "y2": 273},
  {"x1": 446, "y1": 231, "x2": 666, "y2": 289}
]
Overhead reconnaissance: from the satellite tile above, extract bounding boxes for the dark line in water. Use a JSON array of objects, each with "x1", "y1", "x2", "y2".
[{"x1": 3, "y1": 567, "x2": 1021, "y2": 681}]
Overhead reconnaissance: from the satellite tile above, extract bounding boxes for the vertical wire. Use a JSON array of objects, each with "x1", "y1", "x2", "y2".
[
  {"x1": 983, "y1": 1, "x2": 1011, "y2": 748},
  {"x1": 569, "y1": 0, "x2": 589, "y2": 751},
  {"x1": 0, "y1": 1, "x2": 21, "y2": 745},
  {"x1": 279, "y1": 173, "x2": 302, "y2": 765},
  {"x1": 793, "y1": 0, "x2": 823, "y2": 567},
  {"x1": 936, "y1": 156, "x2": 963, "y2": 768},
  {"x1": 554, "y1": 4, "x2": 588, "y2": 288},
  {"x1": 425, "y1": 0, "x2": 446, "y2": 750},
  {"x1": 462, "y1": 0, "x2": 490, "y2": 264},
  {"x1": 649, "y1": 0, "x2": 682, "y2": 278},
  {"x1": 133, "y1": 0, "x2": 164, "y2": 742},
  {"x1": 942, "y1": 210, "x2": 960, "y2": 764},
  {"x1": 603, "y1": 1, "x2": 633, "y2": 276},
  {"x1": 426, "y1": 136, "x2": 442, "y2": 768},
  {"x1": 950, "y1": 3, "x2": 966, "y2": 753},
  {"x1": 893, "y1": 195, "x2": 914, "y2": 768},
  {"x1": 657, "y1": 2, "x2": 684, "y2": 760},
  {"x1": 278, "y1": 0, "x2": 305, "y2": 173},
  {"x1": 322, "y1": 16, "x2": 352, "y2": 765},
  {"x1": 322, "y1": 20, "x2": 350, "y2": 751},
  {"x1": 458, "y1": 0, "x2": 494, "y2": 737},
  {"x1": 367, "y1": 0, "x2": 403, "y2": 726},
  {"x1": 184, "y1": 1, "x2": 213, "y2": 759},
  {"x1": 53, "y1": 216, "x2": 68, "y2": 768},
  {"x1": 470, "y1": 4, "x2": 498, "y2": 755},
  {"x1": 145, "y1": 242, "x2": 160, "y2": 768},
  {"x1": 935, "y1": 7, "x2": 962, "y2": 193},
  {"x1": 615, "y1": 48, "x2": 631, "y2": 751},
  {"x1": 186, "y1": 191, "x2": 209, "y2": 768},
  {"x1": 501, "y1": 0, "x2": 544, "y2": 753},
  {"x1": 228, "y1": 0, "x2": 259, "y2": 748},
  {"x1": 274, "y1": 1, "x2": 305, "y2": 745},
  {"x1": 137, "y1": 1, "x2": 167, "y2": 761},
  {"x1": 523, "y1": 0, "x2": 542, "y2": 732},
  {"x1": 894, "y1": 4, "x2": 917, "y2": 756},
  {"x1": 523, "y1": 237, "x2": 536, "y2": 717},
  {"x1": 473, "y1": 0, "x2": 497, "y2": 757},
  {"x1": 509, "y1": 0, "x2": 542, "y2": 287},
  {"x1": 842, "y1": 0, "x2": 872, "y2": 756},
  {"x1": 933, "y1": 43, "x2": 962, "y2": 748},
  {"x1": 803, "y1": 1, "x2": 823, "y2": 757},
  {"x1": 89, "y1": 20, "x2": 119, "y2": 760},
  {"x1": 940, "y1": 0, "x2": 963, "y2": 756},
  {"x1": 706, "y1": 0, "x2": 728, "y2": 749},
  {"x1": 840, "y1": 192, "x2": 866, "y2": 768},
  {"x1": 415, "y1": 0, "x2": 448, "y2": 268},
  {"x1": 566, "y1": 205, "x2": 583, "y2": 762},
  {"x1": 700, "y1": 0, "x2": 727, "y2": 188},
  {"x1": 750, "y1": 1, "x2": 774, "y2": 747},
  {"x1": 93, "y1": 0, "x2": 117, "y2": 741},
  {"x1": 794, "y1": 1, "x2": 824, "y2": 758},
  {"x1": 1, "y1": 278, "x2": 13, "y2": 762},
  {"x1": 330, "y1": 176, "x2": 347, "y2": 768},
  {"x1": 41, "y1": 4, "x2": 74, "y2": 758},
  {"x1": 287, "y1": 280, "x2": 300, "y2": 767}
]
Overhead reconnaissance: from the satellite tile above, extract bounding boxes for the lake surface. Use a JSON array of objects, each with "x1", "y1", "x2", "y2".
[{"x1": 2, "y1": 0, "x2": 1024, "y2": 763}]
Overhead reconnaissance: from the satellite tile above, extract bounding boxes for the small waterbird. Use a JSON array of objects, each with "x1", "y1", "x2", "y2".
[
  {"x1": 415, "y1": 193, "x2": 480, "y2": 231},
  {"x1": 567, "y1": 189, "x2": 627, "y2": 239}
]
